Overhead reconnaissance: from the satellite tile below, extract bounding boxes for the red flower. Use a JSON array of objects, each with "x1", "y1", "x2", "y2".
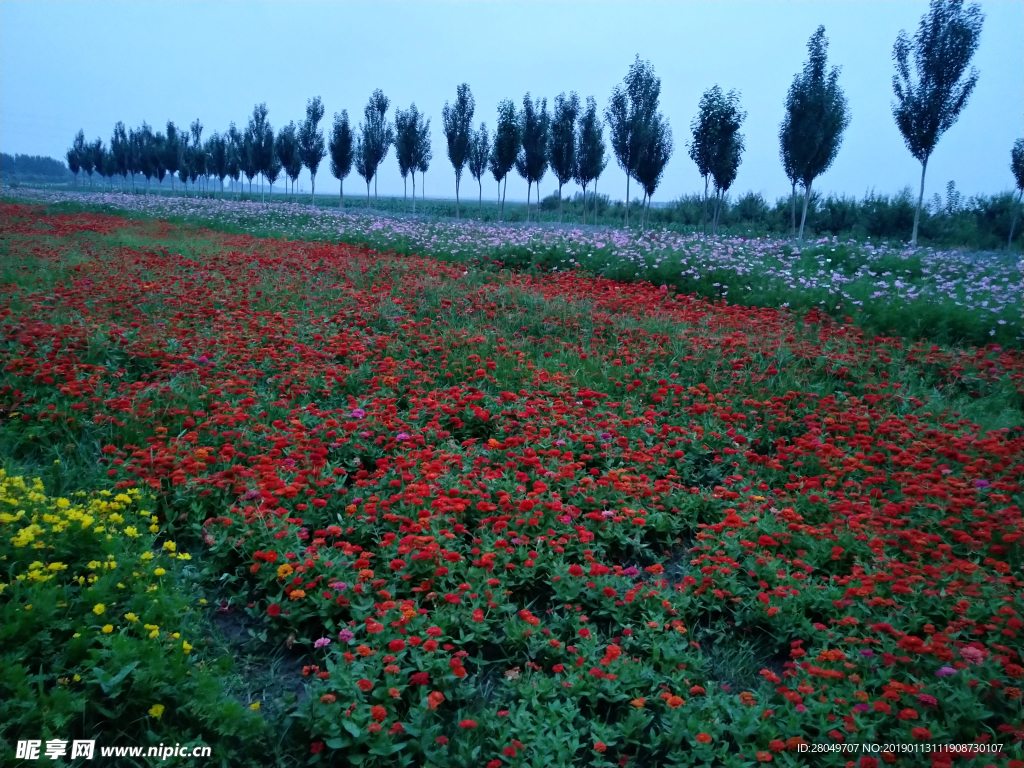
[
  {"x1": 594, "y1": 742, "x2": 607, "y2": 753},
  {"x1": 459, "y1": 719, "x2": 477, "y2": 729},
  {"x1": 357, "y1": 679, "x2": 373, "y2": 692},
  {"x1": 756, "y1": 751, "x2": 773, "y2": 762},
  {"x1": 569, "y1": 564, "x2": 583, "y2": 577},
  {"x1": 696, "y1": 733, "x2": 712, "y2": 744},
  {"x1": 388, "y1": 639, "x2": 406, "y2": 652},
  {"x1": 266, "y1": 604, "x2": 281, "y2": 617},
  {"x1": 503, "y1": 746, "x2": 517, "y2": 757},
  {"x1": 410, "y1": 672, "x2": 429, "y2": 686},
  {"x1": 435, "y1": 736, "x2": 448, "y2": 746},
  {"x1": 426, "y1": 626, "x2": 443, "y2": 637},
  {"x1": 370, "y1": 705, "x2": 387, "y2": 722},
  {"x1": 310, "y1": 741, "x2": 324, "y2": 754},
  {"x1": 911, "y1": 727, "x2": 932, "y2": 740},
  {"x1": 487, "y1": 761, "x2": 502, "y2": 768}
]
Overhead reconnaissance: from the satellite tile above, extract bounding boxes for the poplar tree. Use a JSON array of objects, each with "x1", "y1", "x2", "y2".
[
  {"x1": 275, "y1": 123, "x2": 299, "y2": 197},
  {"x1": 892, "y1": 0, "x2": 984, "y2": 245},
  {"x1": 549, "y1": 92, "x2": 580, "y2": 222},
  {"x1": 489, "y1": 99, "x2": 519, "y2": 222},
  {"x1": 606, "y1": 56, "x2": 661, "y2": 228},
  {"x1": 467, "y1": 123, "x2": 490, "y2": 217},
  {"x1": 298, "y1": 96, "x2": 327, "y2": 203},
  {"x1": 783, "y1": 26, "x2": 851, "y2": 239},
  {"x1": 573, "y1": 97, "x2": 607, "y2": 225},
  {"x1": 329, "y1": 110, "x2": 354, "y2": 206},
  {"x1": 442, "y1": 83, "x2": 475, "y2": 219},
  {"x1": 515, "y1": 93, "x2": 549, "y2": 222}
]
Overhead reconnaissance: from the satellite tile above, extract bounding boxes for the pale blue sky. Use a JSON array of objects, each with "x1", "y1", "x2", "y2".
[{"x1": 2, "y1": 1, "x2": 1021, "y2": 203}]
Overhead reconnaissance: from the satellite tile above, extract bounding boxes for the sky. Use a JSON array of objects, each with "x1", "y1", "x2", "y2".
[{"x1": 2, "y1": 1, "x2": 1022, "y2": 204}]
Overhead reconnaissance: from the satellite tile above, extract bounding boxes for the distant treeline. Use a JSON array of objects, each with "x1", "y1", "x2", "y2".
[{"x1": 0, "y1": 153, "x2": 71, "y2": 180}]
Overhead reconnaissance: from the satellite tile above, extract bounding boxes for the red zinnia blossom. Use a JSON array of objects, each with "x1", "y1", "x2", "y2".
[
  {"x1": 459, "y1": 719, "x2": 477, "y2": 729},
  {"x1": 569, "y1": 564, "x2": 583, "y2": 577},
  {"x1": 266, "y1": 604, "x2": 281, "y2": 617},
  {"x1": 487, "y1": 761, "x2": 502, "y2": 768},
  {"x1": 472, "y1": 609, "x2": 485, "y2": 622},
  {"x1": 696, "y1": 733, "x2": 712, "y2": 744},
  {"x1": 410, "y1": 672, "x2": 429, "y2": 686},
  {"x1": 594, "y1": 742, "x2": 607, "y2": 753},
  {"x1": 389, "y1": 722, "x2": 404, "y2": 735},
  {"x1": 427, "y1": 691, "x2": 445, "y2": 711},
  {"x1": 426, "y1": 626, "x2": 443, "y2": 637},
  {"x1": 897, "y1": 708, "x2": 918, "y2": 720},
  {"x1": 435, "y1": 736, "x2": 448, "y2": 746},
  {"x1": 388, "y1": 639, "x2": 406, "y2": 652},
  {"x1": 390, "y1": 558, "x2": 406, "y2": 571},
  {"x1": 370, "y1": 705, "x2": 387, "y2": 722},
  {"x1": 503, "y1": 746, "x2": 517, "y2": 757},
  {"x1": 357, "y1": 679, "x2": 374, "y2": 692},
  {"x1": 310, "y1": 741, "x2": 324, "y2": 754},
  {"x1": 756, "y1": 751, "x2": 773, "y2": 762},
  {"x1": 911, "y1": 727, "x2": 932, "y2": 740}
]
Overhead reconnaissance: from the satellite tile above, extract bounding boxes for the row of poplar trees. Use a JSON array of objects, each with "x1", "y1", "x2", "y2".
[{"x1": 67, "y1": 1, "x2": 988, "y2": 242}]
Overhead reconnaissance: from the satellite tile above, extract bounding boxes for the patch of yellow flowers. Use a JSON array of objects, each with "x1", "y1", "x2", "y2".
[
  {"x1": 1, "y1": 471, "x2": 197, "y2": 655},
  {"x1": 0, "y1": 469, "x2": 190, "y2": 593}
]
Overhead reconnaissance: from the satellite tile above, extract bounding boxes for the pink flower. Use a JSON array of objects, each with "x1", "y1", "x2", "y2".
[
  {"x1": 935, "y1": 666, "x2": 957, "y2": 677},
  {"x1": 314, "y1": 637, "x2": 331, "y2": 648}
]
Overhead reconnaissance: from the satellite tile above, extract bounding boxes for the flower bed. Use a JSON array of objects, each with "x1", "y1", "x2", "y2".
[
  {"x1": 1, "y1": 203, "x2": 1022, "y2": 767},
  {"x1": 3, "y1": 186, "x2": 1020, "y2": 346}
]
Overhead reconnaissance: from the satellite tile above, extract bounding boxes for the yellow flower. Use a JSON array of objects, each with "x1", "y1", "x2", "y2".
[
  {"x1": 124, "y1": 526, "x2": 140, "y2": 538},
  {"x1": 149, "y1": 524, "x2": 159, "y2": 533},
  {"x1": 148, "y1": 704, "x2": 165, "y2": 719},
  {"x1": 162, "y1": 541, "x2": 176, "y2": 552},
  {"x1": 73, "y1": 674, "x2": 81, "y2": 682},
  {"x1": 250, "y1": 702, "x2": 260, "y2": 710},
  {"x1": 102, "y1": 624, "x2": 114, "y2": 634},
  {"x1": 25, "y1": 604, "x2": 33, "y2": 611},
  {"x1": 125, "y1": 612, "x2": 139, "y2": 623},
  {"x1": 276, "y1": 564, "x2": 294, "y2": 579},
  {"x1": 182, "y1": 641, "x2": 193, "y2": 654},
  {"x1": 154, "y1": 568, "x2": 166, "y2": 577},
  {"x1": 92, "y1": 603, "x2": 106, "y2": 615},
  {"x1": 56, "y1": 498, "x2": 70, "y2": 509}
]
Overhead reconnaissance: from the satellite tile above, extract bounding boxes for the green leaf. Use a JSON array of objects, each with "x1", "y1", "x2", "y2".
[
  {"x1": 325, "y1": 738, "x2": 346, "y2": 750},
  {"x1": 342, "y1": 719, "x2": 361, "y2": 738}
]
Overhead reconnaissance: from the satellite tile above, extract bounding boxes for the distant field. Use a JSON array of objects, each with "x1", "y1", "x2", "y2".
[{"x1": 3, "y1": 186, "x2": 1021, "y2": 347}]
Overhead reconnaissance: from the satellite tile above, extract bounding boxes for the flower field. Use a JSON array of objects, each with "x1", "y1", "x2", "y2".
[
  {"x1": 4, "y1": 186, "x2": 1022, "y2": 347},
  {"x1": 1, "y1": 202, "x2": 1023, "y2": 767}
]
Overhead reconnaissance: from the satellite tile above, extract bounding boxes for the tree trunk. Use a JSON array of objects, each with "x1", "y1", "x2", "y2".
[
  {"x1": 790, "y1": 180, "x2": 797, "y2": 236},
  {"x1": 404, "y1": 176, "x2": 408, "y2": 212},
  {"x1": 311, "y1": 175, "x2": 315, "y2": 205},
  {"x1": 593, "y1": 176, "x2": 598, "y2": 223},
  {"x1": 1008, "y1": 189, "x2": 1022, "y2": 250},
  {"x1": 412, "y1": 172, "x2": 416, "y2": 214},
  {"x1": 455, "y1": 175, "x2": 460, "y2": 220},
  {"x1": 374, "y1": 173, "x2": 378, "y2": 204},
  {"x1": 501, "y1": 175, "x2": 507, "y2": 222},
  {"x1": 478, "y1": 178, "x2": 482, "y2": 218},
  {"x1": 625, "y1": 175, "x2": 630, "y2": 228},
  {"x1": 702, "y1": 175, "x2": 709, "y2": 237},
  {"x1": 911, "y1": 157, "x2": 928, "y2": 247},
  {"x1": 798, "y1": 179, "x2": 813, "y2": 240},
  {"x1": 558, "y1": 182, "x2": 563, "y2": 223},
  {"x1": 367, "y1": 180, "x2": 371, "y2": 208},
  {"x1": 340, "y1": 178, "x2": 344, "y2": 207},
  {"x1": 526, "y1": 180, "x2": 532, "y2": 222},
  {"x1": 581, "y1": 181, "x2": 587, "y2": 225}
]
